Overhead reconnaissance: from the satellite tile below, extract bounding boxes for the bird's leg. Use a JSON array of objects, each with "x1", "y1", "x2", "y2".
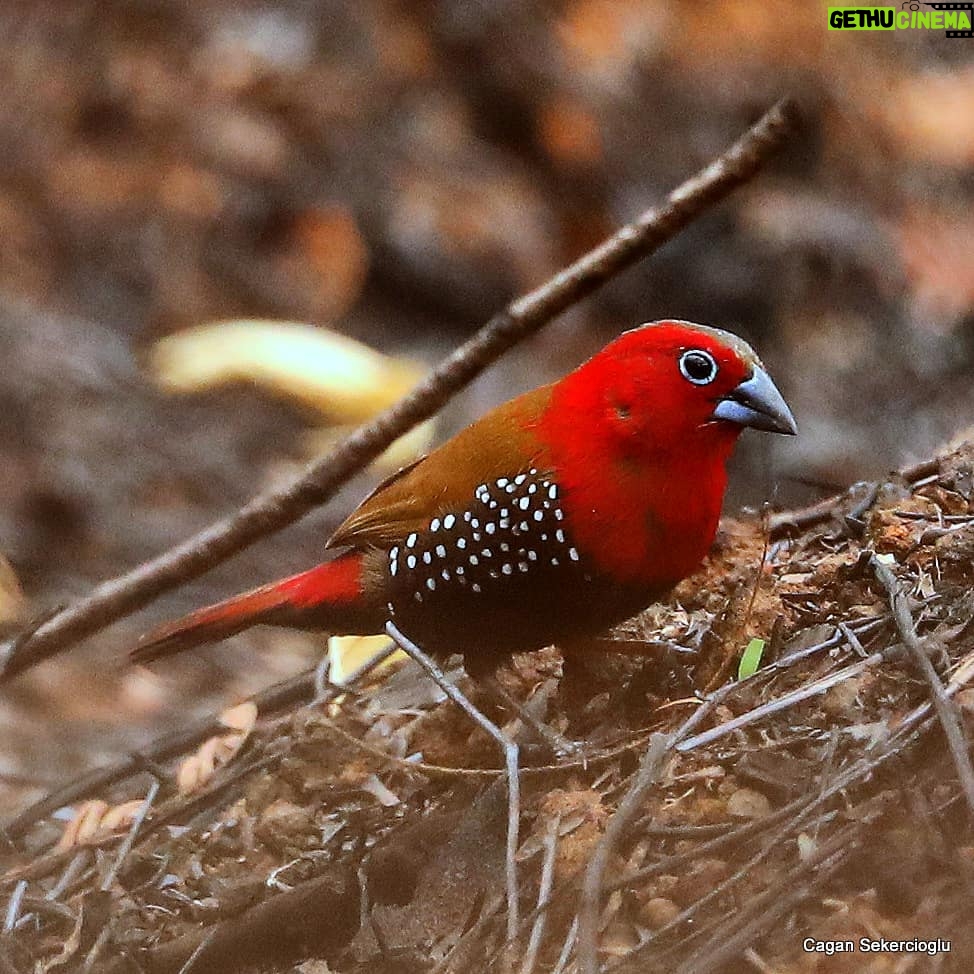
[
  {"x1": 484, "y1": 675, "x2": 583, "y2": 760},
  {"x1": 384, "y1": 620, "x2": 520, "y2": 943}
]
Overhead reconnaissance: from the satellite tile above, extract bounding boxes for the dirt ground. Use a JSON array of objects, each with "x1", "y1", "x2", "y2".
[{"x1": 0, "y1": 2, "x2": 972, "y2": 971}]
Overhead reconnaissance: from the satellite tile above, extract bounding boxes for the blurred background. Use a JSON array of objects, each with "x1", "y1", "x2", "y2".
[{"x1": 0, "y1": 0, "x2": 971, "y2": 812}]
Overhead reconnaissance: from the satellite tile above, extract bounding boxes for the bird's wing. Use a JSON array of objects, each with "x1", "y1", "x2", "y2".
[{"x1": 327, "y1": 384, "x2": 555, "y2": 550}]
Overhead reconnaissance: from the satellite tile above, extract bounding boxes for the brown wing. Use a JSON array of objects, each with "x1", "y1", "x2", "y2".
[{"x1": 326, "y1": 384, "x2": 555, "y2": 551}]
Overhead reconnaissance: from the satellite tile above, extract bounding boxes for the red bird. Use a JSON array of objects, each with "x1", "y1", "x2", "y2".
[{"x1": 134, "y1": 320, "x2": 796, "y2": 673}]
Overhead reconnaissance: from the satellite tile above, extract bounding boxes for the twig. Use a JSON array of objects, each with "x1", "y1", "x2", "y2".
[
  {"x1": 100, "y1": 779, "x2": 159, "y2": 892},
  {"x1": 386, "y1": 620, "x2": 522, "y2": 943},
  {"x1": 675, "y1": 650, "x2": 890, "y2": 753},
  {"x1": 768, "y1": 458, "x2": 940, "y2": 539},
  {"x1": 576, "y1": 691, "x2": 722, "y2": 974},
  {"x1": 870, "y1": 553, "x2": 974, "y2": 819},
  {"x1": 518, "y1": 816, "x2": 560, "y2": 974},
  {"x1": 2, "y1": 881, "x2": 25, "y2": 934},
  {"x1": 0, "y1": 98, "x2": 800, "y2": 685},
  {"x1": 550, "y1": 917, "x2": 578, "y2": 974},
  {"x1": 2, "y1": 668, "x2": 310, "y2": 842},
  {"x1": 177, "y1": 930, "x2": 216, "y2": 974},
  {"x1": 670, "y1": 848, "x2": 848, "y2": 974},
  {"x1": 577, "y1": 736, "x2": 670, "y2": 974},
  {"x1": 80, "y1": 924, "x2": 112, "y2": 974},
  {"x1": 3, "y1": 642, "x2": 396, "y2": 844}
]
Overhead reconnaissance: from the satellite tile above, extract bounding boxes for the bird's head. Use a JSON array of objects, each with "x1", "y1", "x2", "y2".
[{"x1": 563, "y1": 319, "x2": 796, "y2": 458}]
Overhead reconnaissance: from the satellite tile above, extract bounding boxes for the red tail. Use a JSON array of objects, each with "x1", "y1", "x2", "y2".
[{"x1": 132, "y1": 553, "x2": 366, "y2": 664}]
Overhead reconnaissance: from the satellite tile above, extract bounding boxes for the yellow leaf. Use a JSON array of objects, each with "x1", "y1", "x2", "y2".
[
  {"x1": 327, "y1": 633, "x2": 401, "y2": 685},
  {"x1": 149, "y1": 320, "x2": 425, "y2": 424}
]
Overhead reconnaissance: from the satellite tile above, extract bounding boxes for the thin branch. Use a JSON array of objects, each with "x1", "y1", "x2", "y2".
[
  {"x1": 518, "y1": 815, "x2": 559, "y2": 974},
  {"x1": 768, "y1": 458, "x2": 940, "y2": 539},
  {"x1": 386, "y1": 620, "x2": 522, "y2": 943},
  {"x1": 576, "y1": 692, "x2": 723, "y2": 974},
  {"x1": 2, "y1": 642, "x2": 396, "y2": 843},
  {"x1": 99, "y1": 779, "x2": 159, "y2": 893},
  {"x1": 0, "y1": 98, "x2": 800, "y2": 685},
  {"x1": 870, "y1": 553, "x2": 974, "y2": 819}
]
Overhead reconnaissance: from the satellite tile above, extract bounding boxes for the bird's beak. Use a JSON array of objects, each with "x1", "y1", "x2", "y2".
[{"x1": 711, "y1": 366, "x2": 797, "y2": 435}]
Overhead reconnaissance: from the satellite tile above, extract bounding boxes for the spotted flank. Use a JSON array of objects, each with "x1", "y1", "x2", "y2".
[{"x1": 384, "y1": 468, "x2": 584, "y2": 610}]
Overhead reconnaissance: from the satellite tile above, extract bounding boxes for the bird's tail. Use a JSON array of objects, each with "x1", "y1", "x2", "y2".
[{"x1": 131, "y1": 553, "x2": 366, "y2": 665}]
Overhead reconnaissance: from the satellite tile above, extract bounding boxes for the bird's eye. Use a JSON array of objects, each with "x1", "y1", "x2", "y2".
[{"x1": 679, "y1": 349, "x2": 718, "y2": 385}]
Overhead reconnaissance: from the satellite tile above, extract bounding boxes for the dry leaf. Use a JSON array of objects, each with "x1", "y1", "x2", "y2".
[
  {"x1": 55, "y1": 798, "x2": 144, "y2": 852},
  {"x1": 149, "y1": 319, "x2": 426, "y2": 424},
  {"x1": 0, "y1": 553, "x2": 25, "y2": 627},
  {"x1": 176, "y1": 701, "x2": 258, "y2": 795},
  {"x1": 327, "y1": 633, "x2": 401, "y2": 685}
]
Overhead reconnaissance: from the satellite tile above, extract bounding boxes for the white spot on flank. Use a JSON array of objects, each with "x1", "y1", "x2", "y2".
[
  {"x1": 472, "y1": 532, "x2": 482, "y2": 542},
  {"x1": 426, "y1": 577, "x2": 436, "y2": 591},
  {"x1": 436, "y1": 544, "x2": 446, "y2": 558},
  {"x1": 529, "y1": 468, "x2": 538, "y2": 475},
  {"x1": 548, "y1": 484, "x2": 558, "y2": 500},
  {"x1": 500, "y1": 508, "x2": 509, "y2": 518},
  {"x1": 441, "y1": 569, "x2": 450, "y2": 582},
  {"x1": 472, "y1": 583, "x2": 482, "y2": 593},
  {"x1": 482, "y1": 548, "x2": 493, "y2": 558},
  {"x1": 520, "y1": 521, "x2": 530, "y2": 532},
  {"x1": 551, "y1": 557, "x2": 559, "y2": 566},
  {"x1": 555, "y1": 509, "x2": 564, "y2": 521},
  {"x1": 518, "y1": 562, "x2": 529, "y2": 572},
  {"x1": 518, "y1": 496, "x2": 530, "y2": 510},
  {"x1": 443, "y1": 514, "x2": 456, "y2": 530},
  {"x1": 534, "y1": 510, "x2": 544, "y2": 522},
  {"x1": 505, "y1": 483, "x2": 517, "y2": 494},
  {"x1": 490, "y1": 569, "x2": 500, "y2": 579},
  {"x1": 502, "y1": 563, "x2": 513, "y2": 575},
  {"x1": 496, "y1": 478, "x2": 508, "y2": 488},
  {"x1": 430, "y1": 517, "x2": 440, "y2": 532},
  {"x1": 464, "y1": 511, "x2": 472, "y2": 522},
  {"x1": 471, "y1": 518, "x2": 480, "y2": 529},
  {"x1": 514, "y1": 473, "x2": 527, "y2": 485},
  {"x1": 457, "y1": 538, "x2": 467, "y2": 549},
  {"x1": 555, "y1": 529, "x2": 565, "y2": 544},
  {"x1": 486, "y1": 522, "x2": 496, "y2": 535},
  {"x1": 456, "y1": 565, "x2": 464, "y2": 576},
  {"x1": 489, "y1": 500, "x2": 498, "y2": 509},
  {"x1": 406, "y1": 533, "x2": 418, "y2": 548},
  {"x1": 569, "y1": 547, "x2": 580, "y2": 561},
  {"x1": 390, "y1": 561, "x2": 398, "y2": 576},
  {"x1": 527, "y1": 550, "x2": 538, "y2": 561},
  {"x1": 423, "y1": 551, "x2": 432, "y2": 565},
  {"x1": 469, "y1": 554, "x2": 479, "y2": 566},
  {"x1": 414, "y1": 591, "x2": 423, "y2": 603},
  {"x1": 406, "y1": 555, "x2": 417, "y2": 569},
  {"x1": 528, "y1": 484, "x2": 537, "y2": 494},
  {"x1": 500, "y1": 543, "x2": 510, "y2": 552},
  {"x1": 390, "y1": 546, "x2": 399, "y2": 560}
]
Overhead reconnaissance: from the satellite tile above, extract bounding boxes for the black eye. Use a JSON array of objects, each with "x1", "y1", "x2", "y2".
[{"x1": 679, "y1": 349, "x2": 718, "y2": 385}]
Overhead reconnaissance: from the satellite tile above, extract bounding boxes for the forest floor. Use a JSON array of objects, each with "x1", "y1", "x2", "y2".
[{"x1": 3, "y1": 438, "x2": 974, "y2": 973}]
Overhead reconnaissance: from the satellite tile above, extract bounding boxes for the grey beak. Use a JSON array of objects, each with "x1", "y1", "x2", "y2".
[{"x1": 711, "y1": 366, "x2": 797, "y2": 435}]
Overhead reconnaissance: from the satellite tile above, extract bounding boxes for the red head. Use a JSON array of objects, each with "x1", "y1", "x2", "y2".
[
  {"x1": 557, "y1": 319, "x2": 795, "y2": 460},
  {"x1": 537, "y1": 320, "x2": 795, "y2": 585}
]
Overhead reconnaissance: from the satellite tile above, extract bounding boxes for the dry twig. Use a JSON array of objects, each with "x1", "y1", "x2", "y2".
[{"x1": 870, "y1": 552, "x2": 974, "y2": 819}]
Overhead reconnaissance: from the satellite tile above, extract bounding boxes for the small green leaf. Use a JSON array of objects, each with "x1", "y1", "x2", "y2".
[{"x1": 737, "y1": 638, "x2": 766, "y2": 680}]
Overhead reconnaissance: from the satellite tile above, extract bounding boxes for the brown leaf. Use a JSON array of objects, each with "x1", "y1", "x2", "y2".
[{"x1": 176, "y1": 701, "x2": 258, "y2": 795}]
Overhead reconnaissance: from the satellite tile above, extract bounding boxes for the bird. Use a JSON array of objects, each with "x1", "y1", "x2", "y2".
[{"x1": 133, "y1": 320, "x2": 796, "y2": 673}]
